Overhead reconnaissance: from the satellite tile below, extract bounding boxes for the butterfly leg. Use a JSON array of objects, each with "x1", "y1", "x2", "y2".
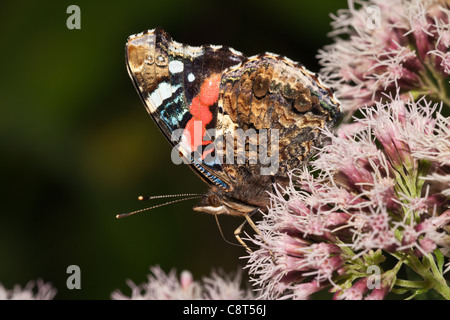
[
  {"x1": 234, "y1": 211, "x2": 275, "y2": 261},
  {"x1": 234, "y1": 218, "x2": 253, "y2": 253}
]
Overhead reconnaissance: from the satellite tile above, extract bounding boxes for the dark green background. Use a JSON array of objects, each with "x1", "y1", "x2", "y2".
[{"x1": 0, "y1": 0, "x2": 347, "y2": 299}]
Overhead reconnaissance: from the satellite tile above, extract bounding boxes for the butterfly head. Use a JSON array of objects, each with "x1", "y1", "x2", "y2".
[{"x1": 193, "y1": 187, "x2": 258, "y2": 217}]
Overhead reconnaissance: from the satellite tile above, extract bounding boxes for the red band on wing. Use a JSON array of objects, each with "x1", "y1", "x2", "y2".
[
  {"x1": 199, "y1": 74, "x2": 221, "y2": 106},
  {"x1": 183, "y1": 74, "x2": 221, "y2": 156}
]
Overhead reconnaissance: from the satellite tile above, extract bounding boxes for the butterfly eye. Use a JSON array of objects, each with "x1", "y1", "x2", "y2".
[{"x1": 208, "y1": 194, "x2": 221, "y2": 207}]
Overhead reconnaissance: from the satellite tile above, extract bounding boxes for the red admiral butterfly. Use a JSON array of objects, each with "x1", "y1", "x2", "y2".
[{"x1": 121, "y1": 28, "x2": 341, "y2": 248}]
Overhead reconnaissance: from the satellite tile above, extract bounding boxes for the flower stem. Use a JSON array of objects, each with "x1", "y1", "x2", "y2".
[{"x1": 405, "y1": 254, "x2": 450, "y2": 299}]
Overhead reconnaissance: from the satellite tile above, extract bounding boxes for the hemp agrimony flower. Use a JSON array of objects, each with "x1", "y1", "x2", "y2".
[
  {"x1": 245, "y1": 94, "x2": 450, "y2": 300},
  {"x1": 111, "y1": 266, "x2": 256, "y2": 300},
  {"x1": 0, "y1": 280, "x2": 56, "y2": 300},
  {"x1": 318, "y1": 0, "x2": 450, "y2": 116},
  {"x1": 113, "y1": 0, "x2": 450, "y2": 301}
]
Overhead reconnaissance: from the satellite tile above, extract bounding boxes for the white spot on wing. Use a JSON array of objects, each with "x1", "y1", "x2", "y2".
[
  {"x1": 147, "y1": 81, "x2": 172, "y2": 110},
  {"x1": 148, "y1": 91, "x2": 162, "y2": 109},
  {"x1": 158, "y1": 82, "x2": 172, "y2": 101},
  {"x1": 169, "y1": 60, "x2": 184, "y2": 74},
  {"x1": 188, "y1": 73, "x2": 195, "y2": 82}
]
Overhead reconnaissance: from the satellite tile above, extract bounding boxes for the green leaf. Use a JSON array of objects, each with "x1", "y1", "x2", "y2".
[
  {"x1": 434, "y1": 249, "x2": 445, "y2": 274},
  {"x1": 416, "y1": 159, "x2": 431, "y2": 191}
]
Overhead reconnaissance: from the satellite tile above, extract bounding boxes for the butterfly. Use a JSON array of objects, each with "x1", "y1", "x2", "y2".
[{"x1": 121, "y1": 28, "x2": 341, "y2": 249}]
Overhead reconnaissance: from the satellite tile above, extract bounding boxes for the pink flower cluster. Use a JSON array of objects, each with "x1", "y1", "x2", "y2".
[
  {"x1": 246, "y1": 94, "x2": 450, "y2": 299},
  {"x1": 318, "y1": 0, "x2": 450, "y2": 115},
  {"x1": 0, "y1": 279, "x2": 56, "y2": 300},
  {"x1": 111, "y1": 266, "x2": 255, "y2": 300},
  {"x1": 111, "y1": 0, "x2": 450, "y2": 301}
]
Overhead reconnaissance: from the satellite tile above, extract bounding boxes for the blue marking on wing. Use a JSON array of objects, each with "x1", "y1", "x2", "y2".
[
  {"x1": 156, "y1": 86, "x2": 187, "y2": 130},
  {"x1": 189, "y1": 155, "x2": 228, "y2": 189}
]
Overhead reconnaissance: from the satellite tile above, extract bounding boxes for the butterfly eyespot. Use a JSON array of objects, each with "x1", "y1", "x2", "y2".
[
  {"x1": 208, "y1": 194, "x2": 221, "y2": 207},
  {"x1": 145, "y1": 56, "x2": 154, "y2": 65},
  {"x1": 155, "y1": 55, "x2": 167, "y2": 66}
]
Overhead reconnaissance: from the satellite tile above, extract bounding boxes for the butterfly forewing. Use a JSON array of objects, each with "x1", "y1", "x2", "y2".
[{"x1": 126, "y1": 29, "x2": 248, "y2": 191}]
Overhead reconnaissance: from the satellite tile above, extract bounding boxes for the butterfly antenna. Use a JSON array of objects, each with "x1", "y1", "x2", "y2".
[
  {"x1": 116, "y1": 195, "x2": 201, "y2": 219},
  {"x1": 137, "y1": 193, "x2": 202, "y2": 201}
]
